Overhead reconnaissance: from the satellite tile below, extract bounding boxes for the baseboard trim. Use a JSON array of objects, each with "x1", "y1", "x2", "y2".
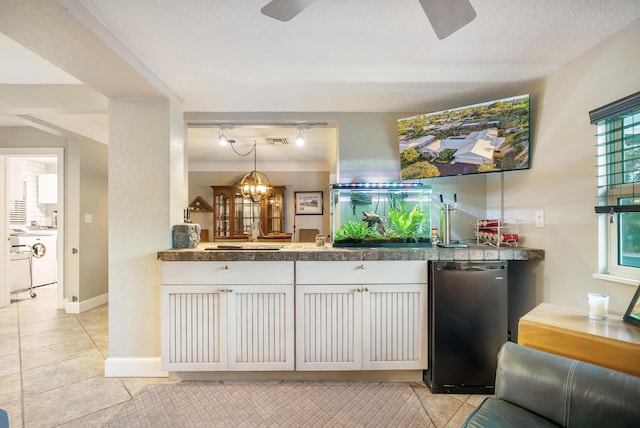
[
  {"x1": 105, "y1": 357, "x2": 169, "y2": 378},
  {"x1": 64, "y1": 292, "x2": 108, "y2": 314}
]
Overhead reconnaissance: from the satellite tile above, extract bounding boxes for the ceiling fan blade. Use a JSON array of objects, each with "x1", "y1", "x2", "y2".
[
  {"x1": 418, "y1": 0, "x2": 477, "y2": 39},
  {"x1": 261, "y1": 0, "x2": 317, "y2": 22}
]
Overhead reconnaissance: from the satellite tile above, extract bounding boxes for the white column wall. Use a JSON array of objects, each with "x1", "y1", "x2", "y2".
[{"x1": 105, "y1": 97, "x2": 184, "y2": 377}]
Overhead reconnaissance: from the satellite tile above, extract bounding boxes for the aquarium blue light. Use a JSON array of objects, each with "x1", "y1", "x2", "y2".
[{"x1": 330, "y1": 182, "x2": 429, "y2": 189}]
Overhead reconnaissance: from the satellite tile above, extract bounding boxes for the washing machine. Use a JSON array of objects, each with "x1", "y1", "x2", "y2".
[
  {"x1": 8, "y1": 240, "x2": 32, "y2": 293},
  {"x1": 9, "y1": 231, "x2": 57, "y2": 292}
]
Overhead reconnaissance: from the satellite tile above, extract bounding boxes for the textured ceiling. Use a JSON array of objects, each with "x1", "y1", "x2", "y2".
[
  {"x1": 75, "y1": 0, "x2": 640, "y2": 113},
  {"x1": 1, "y1": 1, "x2": 640, "y2": 169}
]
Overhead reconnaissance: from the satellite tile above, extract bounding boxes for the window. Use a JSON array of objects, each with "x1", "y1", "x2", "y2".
[
  {"x1": 591, "y1": 93, "x2": 640, "y2": 280},
  {"x1": 9, "y1": 180, "x2": 26, "y2": 225}
]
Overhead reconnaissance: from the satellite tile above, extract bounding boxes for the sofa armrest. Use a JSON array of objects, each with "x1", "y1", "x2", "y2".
[
  {"x1": 463, "y1": 397, "x2": 559, "y2": 428},
  {"x1": 496, "y1": 342, "x2": 640, "y2": 427},
  {"x1": 495, "y1": 342, "x2": 574, "y2": 425}
]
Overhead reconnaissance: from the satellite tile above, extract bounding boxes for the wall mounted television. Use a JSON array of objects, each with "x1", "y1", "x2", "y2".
[{"x1": 398, "y1": 94, "x2": 530, "y2": 179}]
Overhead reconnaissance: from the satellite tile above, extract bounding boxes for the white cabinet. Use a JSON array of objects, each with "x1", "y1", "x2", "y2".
[
  {"x1": 161, "y1": 261, "x2": 294, "y2": 371},
  {"x1": 38, "y1": 173, "x2": 57, "y2": 204},
  {"x1": 295, "y1": 261, "x2": 428, "y2": 371},
  {"x1": 296, "y1": 283, "x2": 362, "y2": 370}
]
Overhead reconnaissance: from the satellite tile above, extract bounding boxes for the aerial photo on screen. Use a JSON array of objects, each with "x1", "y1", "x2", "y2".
[{"x1": 398, "y1": 94, "x2": 530, "y2": 179}]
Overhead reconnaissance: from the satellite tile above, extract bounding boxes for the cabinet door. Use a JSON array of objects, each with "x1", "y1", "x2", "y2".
[
  {"x1": 262, "y1": 187, "x2": 284, "y2": 234},
  {"x1": 212, "y1": 187, "x2": 232, "y2": 238},
  {"x1": 235, "y1": 193, "x2": 258, "y2": 236},
  {"x1": 161, "y1": 285, "x2": 227, "y2": 371},
  {"x1": 296, "y1": 284, "x2": 362, "y2": 370},
  {"x1": 362, "y1": 283, "x2": 427, "y2": 370},
  {"x1": 227, "y1": 284, "x2": 294, "y2": 371}
]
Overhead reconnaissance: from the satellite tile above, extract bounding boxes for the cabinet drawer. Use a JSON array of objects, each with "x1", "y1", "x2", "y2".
[
  {"x1": 296, "y1": 261, "x2": 427, "y2": 284},
  {"x1": 161, "y1": 261, "x2": 294, "y2": 285}
]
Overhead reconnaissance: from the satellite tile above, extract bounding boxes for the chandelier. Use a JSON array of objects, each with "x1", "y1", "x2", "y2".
[{"x1": 234, "y1": 141, "x2": 271, "y2": 202}]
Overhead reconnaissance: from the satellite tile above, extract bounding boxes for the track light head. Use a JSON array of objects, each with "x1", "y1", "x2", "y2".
[
  {"x1": 295, "y1": 128, "x2": 305, "y2": 146},
  {"x1": 218, "y1": 128, "x2": 228, "y2": 145}
]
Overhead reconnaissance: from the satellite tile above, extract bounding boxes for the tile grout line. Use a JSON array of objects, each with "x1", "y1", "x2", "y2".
[
  {"x1": 18, "y1": 294, "x2": 123, "y2": 426},
  {"x1": 72, "y1": 306, "x2": 140, "y2": 426},
  {"x1": 74, "y1": 312, "x2": 109, "y2": 361},
  {"x1": 445, "y1": 398, "x2": 466, "y2": 428},
  {"x1": 73, "y1": 306, "x2": 139, "y2": 418},
  {"x1": 410, "y1": 383, "x2": 437, "y2": 428}
]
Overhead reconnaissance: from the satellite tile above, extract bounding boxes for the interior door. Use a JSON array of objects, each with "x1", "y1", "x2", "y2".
[
  {"x1": 0, "y1": 156, "x2": 9, "y2": 308},
  {"x1": 0, "y1": 149, "x2": 66, "y2": 311}
]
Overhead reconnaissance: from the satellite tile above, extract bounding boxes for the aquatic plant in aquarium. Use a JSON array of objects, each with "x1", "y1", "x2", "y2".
[
  {"x1": 387, "y1": 204, "x2": 427, "y2": 239},
  {"x1": 330, "y1": 183, "x2": 432, "y2": 247}
]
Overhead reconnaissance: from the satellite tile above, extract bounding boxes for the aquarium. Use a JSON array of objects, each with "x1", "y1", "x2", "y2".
[{"x1": 329, "y1": 183, "x2": 432, "y2": 247}]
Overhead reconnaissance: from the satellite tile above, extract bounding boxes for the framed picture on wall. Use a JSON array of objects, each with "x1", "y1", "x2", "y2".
[{"x1": 295, "y1": 191, "x2": 323, "y2": 215}]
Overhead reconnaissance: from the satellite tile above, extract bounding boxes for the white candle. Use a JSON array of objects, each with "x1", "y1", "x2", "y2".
[{"x1": 588, "y1": 293, "x2": 609, "y2": 320}]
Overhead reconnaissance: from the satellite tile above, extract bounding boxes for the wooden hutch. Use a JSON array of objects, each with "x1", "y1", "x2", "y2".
[{"x1": 211, "y1": 185, "x2": 288, "y2": 240}]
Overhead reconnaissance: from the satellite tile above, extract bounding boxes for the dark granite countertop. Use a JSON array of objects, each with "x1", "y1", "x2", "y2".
[{"x1": 158, "y1": 243, "x2": 544, "y2": 262}]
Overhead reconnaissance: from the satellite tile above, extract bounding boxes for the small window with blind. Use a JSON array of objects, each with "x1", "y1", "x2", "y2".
[
  {"x1": 9, "y1": 180, "x2": 27, "y2": 225},
  {"x1": 591, "y1": 92, "x2": 640, "y2": 280}
]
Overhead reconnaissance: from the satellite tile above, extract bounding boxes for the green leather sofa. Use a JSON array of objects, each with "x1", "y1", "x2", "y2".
[{"x1": 463, "y1": 341, "x2": 640, "y2": 427}]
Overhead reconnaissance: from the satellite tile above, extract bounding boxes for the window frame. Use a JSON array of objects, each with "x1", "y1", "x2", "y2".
[
  {"x1": 594, "y1": 103, "x2": 640, "y2": 281},
  {"x1": 608, "y1": 214, "x2": 640, "y2": 280}
]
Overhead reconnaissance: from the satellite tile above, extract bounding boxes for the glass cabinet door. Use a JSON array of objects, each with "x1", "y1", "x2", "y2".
[
  {"x1": 234, "y1": 192, "x2": 259, "y2": 235},
  {"x1": 265, "y1": 192, "x2": 282, "y2": 234},
  {"x1": 214, "y1": 191, "x2": 231, "y2": 237}
]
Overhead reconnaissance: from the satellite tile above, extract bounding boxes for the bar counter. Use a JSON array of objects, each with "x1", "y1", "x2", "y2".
[{"x1": 158, "y1": 243, "x2": 544, "y2": 262}]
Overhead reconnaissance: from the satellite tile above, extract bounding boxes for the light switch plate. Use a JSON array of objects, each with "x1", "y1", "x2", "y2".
[
  {"x1": 84, "y1": 214, "x2": 93, "y2": 224},
  {"x1": 535, "y1": 210, "x2": 544, "y2": 228}
]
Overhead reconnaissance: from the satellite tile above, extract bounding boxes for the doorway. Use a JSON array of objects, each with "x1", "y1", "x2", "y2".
[{"x1": 1, "y1": 148, "x2": 64, "y2": 310}]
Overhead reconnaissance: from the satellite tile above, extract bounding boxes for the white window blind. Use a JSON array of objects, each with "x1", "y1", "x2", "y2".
[
  {"x1": 591, "y1": 91, "x2": 640, "y2": 214},
  {"x1": 9, "y1": 181, "x2": 27, "y2": 224}
]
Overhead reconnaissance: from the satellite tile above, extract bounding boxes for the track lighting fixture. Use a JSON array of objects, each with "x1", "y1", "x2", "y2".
[
  {"x1": 218, "y1": 128, "x2": 228, "y2": 145},
  {"x1": 295, "y1": 127, "x2": 305, "y2": 146}
]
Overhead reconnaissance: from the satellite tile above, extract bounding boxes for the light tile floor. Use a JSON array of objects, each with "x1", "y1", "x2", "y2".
[{"x1": 0, "y1": 285, "x2": 483, "y2": 427}]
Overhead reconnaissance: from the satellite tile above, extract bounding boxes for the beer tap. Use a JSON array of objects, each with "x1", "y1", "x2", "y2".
[{"x1": 438, "y1": 193, "x2": 467, "y2": 248}]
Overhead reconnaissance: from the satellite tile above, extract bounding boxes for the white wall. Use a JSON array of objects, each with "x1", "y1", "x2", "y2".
[
  {"x1": 79, "y1": 140, "x2": 108, "y2": 301},
  {"x1": 106, "y1": 96, "x2": 185, "y2": 377},
  {"x1": 498, "y1": 19, "x2": 640, "y2": 315}
]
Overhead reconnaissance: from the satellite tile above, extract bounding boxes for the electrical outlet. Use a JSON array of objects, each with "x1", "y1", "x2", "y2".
[{"x1": 535, "y1": 210, "x2": 544, "y2": 228}]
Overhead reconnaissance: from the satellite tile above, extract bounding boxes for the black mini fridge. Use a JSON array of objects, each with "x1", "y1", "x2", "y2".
[{"x1": 424, "y1": 261, "x2": 508, "y2": 394}]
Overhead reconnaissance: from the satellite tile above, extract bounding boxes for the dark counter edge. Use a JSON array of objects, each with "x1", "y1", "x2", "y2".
[{"x1": 157, "y1": 246, "x2": 544, "y2": 262}]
